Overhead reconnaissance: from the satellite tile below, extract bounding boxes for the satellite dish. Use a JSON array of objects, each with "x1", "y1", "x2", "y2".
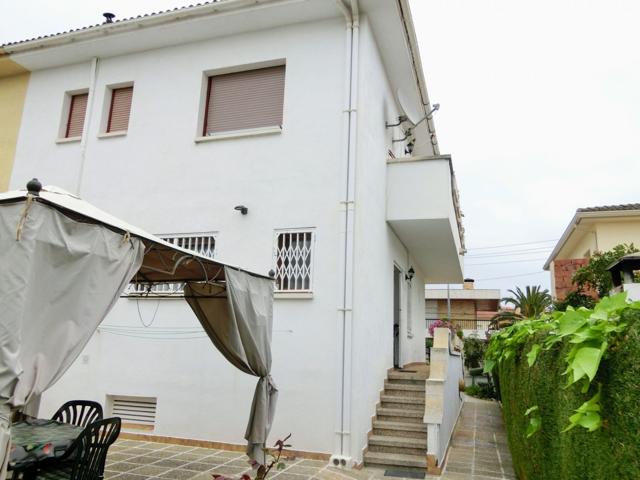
[{"x1": 396, "y1": 88, "x2": 422, "y2": 126}]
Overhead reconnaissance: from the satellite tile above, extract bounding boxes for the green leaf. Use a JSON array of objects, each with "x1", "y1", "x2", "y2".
[
  {"x1": 569, "y1": 346, "x2": 603, "y2": 384},
  {"x1": 526, "y1": 416, "x2": 541, "y2": 437},
  {"x1": 524, "y1": 405, "x2": 539, "y2": 416},
  {"x1": 558, "y1": 310, "x2": 587, "y2": 336},
  {"x1": 483, "y1": 359, "x2": 496, "y2": 374},
  {"x1": 526, "y1": 344, "x2": 541, "y2": 367},
  {"x1": 562, "y1": 385, "x2": 603, "y2": 432},
  {"x1": 277, "y1": 462, "x2": 286, "y2": 470},
  {"x1": 594, "y1": 292, "x2": 628, "y2": 313}
]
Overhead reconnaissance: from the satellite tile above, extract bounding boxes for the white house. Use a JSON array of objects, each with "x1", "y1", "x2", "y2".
[{"x1": 1, "y1": 0, "x2": 464, "y2": 468}]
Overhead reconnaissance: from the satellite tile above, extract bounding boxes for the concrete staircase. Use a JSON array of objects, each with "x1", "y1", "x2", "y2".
[{"x1": 363, "y1": 368, "x2": 429, "y2": 471}]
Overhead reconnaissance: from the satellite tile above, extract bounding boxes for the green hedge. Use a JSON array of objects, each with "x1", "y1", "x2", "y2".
[{"x1": 498, "y1": 308, "x2": 640, "y2": 480}]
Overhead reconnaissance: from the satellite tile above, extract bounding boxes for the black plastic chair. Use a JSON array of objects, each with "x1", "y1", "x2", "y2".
[
  {"x1": 35, "y1": 417, "x2": 121, "y2": 480},
  {"x1": 51, "y1": 401, "x2": 103, "y2": 428}
]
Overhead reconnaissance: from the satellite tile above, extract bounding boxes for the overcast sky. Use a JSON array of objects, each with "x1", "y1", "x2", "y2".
[{"x1": 2, "y1": 1, "x2": 639, "y2": 296}]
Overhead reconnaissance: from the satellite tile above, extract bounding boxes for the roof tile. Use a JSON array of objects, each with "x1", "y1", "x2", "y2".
[
  {"x1": 1, "y1": 1, "x2": 222, "y2": 48},
  {"x1": 577, "y1": 203, "x2": 640, "y2": 213}
]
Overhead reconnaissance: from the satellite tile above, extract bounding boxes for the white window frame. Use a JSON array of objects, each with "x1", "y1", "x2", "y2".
[
  {"x1": 273, "y1": 228, "x2": 316, "y2": 294},
  {"x1": 127, "y1": 232, "x2": 217, "y2": 297}
]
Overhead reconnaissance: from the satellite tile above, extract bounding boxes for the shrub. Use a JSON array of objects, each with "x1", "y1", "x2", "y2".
[
  {"x1": 463, "y1": 336, "x2": 487, "y2": 369},
  {"x1": 487, "y1": 298, "x2": 640, "y2": 479},
  {"x1": 572, "y1": 243, "x2": 638, "y2": 297}
]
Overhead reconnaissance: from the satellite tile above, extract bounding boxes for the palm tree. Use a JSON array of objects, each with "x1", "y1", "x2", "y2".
[{"x1": 489, "y1": 285, "x2": 552, "y2": 330}]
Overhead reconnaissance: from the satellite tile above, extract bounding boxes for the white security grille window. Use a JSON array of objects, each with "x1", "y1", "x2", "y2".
[
  {"x1": 128, "y1": 233, "x2": 216, "y2": 295},
  {"x1": 274, "y1": 230, "x2": 314, "y2": 292}
]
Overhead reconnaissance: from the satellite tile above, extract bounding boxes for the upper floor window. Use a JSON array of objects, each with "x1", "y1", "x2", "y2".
[
  {"x1": 65, "y1": 93, "x2": 88, "y2": 138},
  {"x1": 128, "y1": 233, "x2": 216, "y2": 296},
  {"x1": 107, "y1": 86, "x2": 134, "y2": 133},
  {"x1": 274, "y1": 229, "x2": 314, "y2": 292},
  {"x1": 203, "y1": 65, "x2": 285, "y2": 136}
]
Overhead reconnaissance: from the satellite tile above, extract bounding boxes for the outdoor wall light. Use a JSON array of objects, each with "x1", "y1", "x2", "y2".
[
  {"x1": 405, "y1": 267, "x2": 415, "y2": 282},
  {"x1": 234, "y1": 205, "x2": 248, "y2": 215},
  {"x1": 405, "y1": 141, "x2": 415, "y2": 155}
]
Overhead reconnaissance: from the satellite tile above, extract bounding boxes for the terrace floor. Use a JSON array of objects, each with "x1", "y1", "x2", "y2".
[
  {"x1": 105, "y1": 396, "x2": 513, "y2": 480},
  {"x1": 105, "y1": 440, "x2": 426, "y2": 480}
]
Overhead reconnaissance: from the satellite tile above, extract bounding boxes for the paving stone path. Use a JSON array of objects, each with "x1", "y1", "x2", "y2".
[
  {"x1": 104, "y1": 396, "x2": 514, "y2": 480},
  {"x1": 440, "y1": 397, "x2": 516, "y2": 479}
]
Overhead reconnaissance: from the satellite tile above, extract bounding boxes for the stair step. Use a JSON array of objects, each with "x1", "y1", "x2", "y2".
[
  {"x1": 363, "y1": 451, "x2": 427, "y2": 469},
  {"x1": 369, "y1": 435, "x2": 427, "y2": 449},
  {"x1": 384, "y1": 381, "x2": 425, "y2": 397},
  {"x1": 376, "y1": 407, "x2": 423, "y2": 424},
  {"x1": 372, "y1": 420, "x2": 427, "y2": 439},
  {"x1": 377, "y1": 407, "x2": 422, "y2": 418},
  {"x1": 380, "y1": 394, "x2": 424, "y2": 406},
  {"x1": 372, "y1": 420, "x2": 427, "y2": 433},
  {"x1": 388, "y1": 371, "x2": 428, "y2": 382}
]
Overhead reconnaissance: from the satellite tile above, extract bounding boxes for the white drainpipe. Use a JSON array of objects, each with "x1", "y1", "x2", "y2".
[
  {"x1": 333, "y1": 0, "x2": 359, "y2": 467},
  {"x1": 76, "y1": 56, "x2": 99, "y2": 197}
]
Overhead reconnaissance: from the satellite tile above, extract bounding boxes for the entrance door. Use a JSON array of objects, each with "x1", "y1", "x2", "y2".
[{"x1": 393, "y1": 266, "x2": 401, "y2": 368}]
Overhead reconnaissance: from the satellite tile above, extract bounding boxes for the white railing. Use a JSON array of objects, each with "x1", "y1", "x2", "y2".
[{"x1": 424, "y1": 328, "x2": 464, "y2": 473}]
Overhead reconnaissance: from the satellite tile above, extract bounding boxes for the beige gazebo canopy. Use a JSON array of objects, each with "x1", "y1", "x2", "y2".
[{"x1": 0, "y1": 181, "x2": 277, "y2": 478}]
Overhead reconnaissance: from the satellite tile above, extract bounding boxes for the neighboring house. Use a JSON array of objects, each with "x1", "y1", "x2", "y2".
[
  {"x1": 425, "y1": 279, "x2": 499, "y2": 338},
  {"x1": 0, "y1": 0, "x2": 465, "y2": 468},
  {"x1": 543, "y1": 204, "x2": 640, "y2": 300}
]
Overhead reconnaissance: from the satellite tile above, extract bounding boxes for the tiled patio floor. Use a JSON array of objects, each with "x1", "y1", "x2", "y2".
[
  {"x1": 106, "y1": 396, "x2": 514, "y2": 480},
  {"x1": 440, "y1": 397, "x2": 516, "y2": 480},
  {"x1": 105, "y1": 440, "x2": 427, "y2": 480}
]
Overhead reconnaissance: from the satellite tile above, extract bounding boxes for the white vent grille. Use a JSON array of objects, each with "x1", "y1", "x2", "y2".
[
  {"x1": 111, "y1": 395, "x2": 157, "y2": 426},
  {"x1": 274, "y1": 230, "x2": 314, "y2": 292},
  {"x1": 128, "y1": 233, "x2": 215, "y2": 296}
]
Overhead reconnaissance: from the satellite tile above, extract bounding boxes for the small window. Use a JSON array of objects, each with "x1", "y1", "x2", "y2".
[
  {"x1": 65, "y1": 93, "x2": 88, "y2": 138},
  {"x1": 274, "y1": 230, "x2": 314, "y2": 292},
  {"x1": 107, "y1": 86, "x2": 133, "y2": 133},
  {"x1": 128, "y1": 233, "x2": 216, "y2": 296},
  {"x1": 203, "y1": 65, "x2": 285, "y2": 135}
]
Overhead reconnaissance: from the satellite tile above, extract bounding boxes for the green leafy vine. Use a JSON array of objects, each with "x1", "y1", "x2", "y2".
[{"x1": 484, "y1": 292, "x2": 640, "y2": 435}]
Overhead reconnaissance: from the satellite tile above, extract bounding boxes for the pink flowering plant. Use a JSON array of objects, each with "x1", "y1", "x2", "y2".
[
  {"x1": 212, "y1": 434, "x2": 292, "y2": 480},
  {"x1": 428, "y1": 319, "x2": 456, "y2": 338}
]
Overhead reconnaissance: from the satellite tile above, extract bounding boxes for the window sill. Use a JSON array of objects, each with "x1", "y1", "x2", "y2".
[
  {"x1": 274, "y1": 292, "x2": 313, "y2": 300},
  {"x1": 195, "y1": 126, "x2": 282, "y2": 143},
  {"x1": 56, "y1": 137, "x2": 81, "y2": 144},
  {"x1": 97, "y1": 131, "x2": 127, "y2": 139}
]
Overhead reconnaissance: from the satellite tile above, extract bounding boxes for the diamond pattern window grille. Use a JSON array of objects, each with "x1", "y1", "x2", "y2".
[
  {"x1": 127, "y1": 233, "x2": 215, "y2": 296},
  {"x1": 275, "y1": 230, "x2": 314, "y2": 292}
]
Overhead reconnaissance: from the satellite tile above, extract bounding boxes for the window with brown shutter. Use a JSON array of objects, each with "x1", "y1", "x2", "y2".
[
  {"x1": 65, "y1": 93, "x2": 88, "y2": 138},
  {"x1": 203, "y1": 65, "x2": 285, "y2": 136},
  {"x1": 107, "y1": 86, "x2": 133, "y2": 133}
]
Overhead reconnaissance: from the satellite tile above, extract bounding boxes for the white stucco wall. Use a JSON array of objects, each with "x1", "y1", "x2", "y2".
[
  {"x1": 347, "y1": 18, "x2": 428, "y2": 463},
  {"x1": 15, "y1": 18, "x2": 347, "y2": 456},
  {"x1": 11, "y1": 13, "x2": 445, "y2": 463}
]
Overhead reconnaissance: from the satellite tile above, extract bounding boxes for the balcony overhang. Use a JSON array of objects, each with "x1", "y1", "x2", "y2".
[{"x1": 387, "y1": 155, "x2": 464, "y2": 283}]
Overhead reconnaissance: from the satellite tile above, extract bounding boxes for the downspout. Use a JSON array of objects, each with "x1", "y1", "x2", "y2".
[
  {"x1": 76, "y1": 56, "x2": 98, "y2": 197},
  {"x1": 334, "y1": 0, "x2": 359, "y2": 465}
]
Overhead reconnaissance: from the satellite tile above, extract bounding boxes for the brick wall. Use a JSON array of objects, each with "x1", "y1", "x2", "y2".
[{"x1": 553, "y1": 258, "x2": 597, "y2": 300}]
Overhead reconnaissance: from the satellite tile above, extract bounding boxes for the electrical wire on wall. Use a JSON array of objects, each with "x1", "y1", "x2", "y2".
[{"x1": 136, "y1": 298, "x2": 160, "y2": 327}]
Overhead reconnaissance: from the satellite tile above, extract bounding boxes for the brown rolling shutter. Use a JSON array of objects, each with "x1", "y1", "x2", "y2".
[
  {"x1": 204, "y1": 65, "x2": 285, "y2": 135},
  {"x1": 107, "y1": 86, "x2": 133, "y2": 133},
  {"x1": 65, "y1": 93, "x2": 88, "y2": 138}
]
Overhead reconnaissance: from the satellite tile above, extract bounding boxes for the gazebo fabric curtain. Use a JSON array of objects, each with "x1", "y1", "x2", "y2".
[
  {"x1": 0, "y1": 201, "x2": 144, "y2": 480},
  {"x1": 185, "y1": 268, "x2": 277, "y2": 464}
]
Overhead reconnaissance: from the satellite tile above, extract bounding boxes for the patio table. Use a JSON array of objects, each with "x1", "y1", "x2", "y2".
[{"x1": 9, "y1": 419, "x2": 84, "y2": 471}]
